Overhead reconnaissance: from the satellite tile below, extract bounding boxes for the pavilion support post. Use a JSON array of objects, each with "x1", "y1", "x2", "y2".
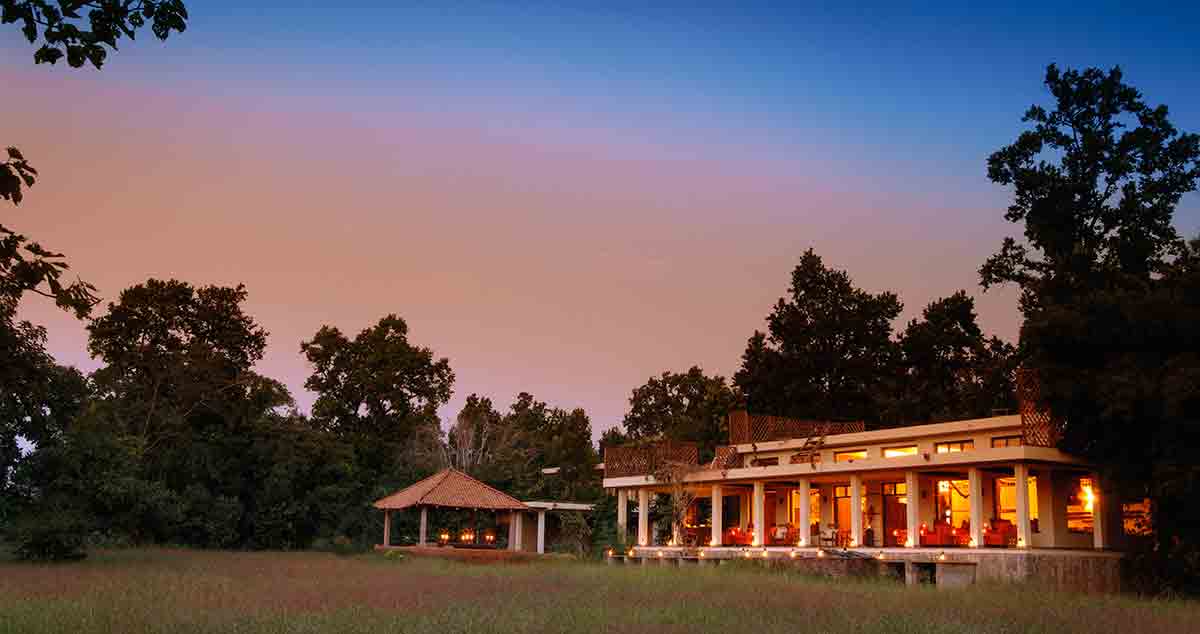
[
  {"x1": 512, "y1": 511, "x2": 524, "y2": 551},
  {"x1": 796, "y1": 479, "x2": 811, "y2": 546},
  {"x1": 905, "y1": 471, "x2": 920, "y2": 547},
  {"x1": 616, "y1": 489, "x2": 628, "y2": 545},
  {"x1": 1092, "y1": 472, "x2": 1109, "y2": 550},
  {"x1": 383, "y1": 509, "x2": 391, "y2": 547},
  {"x1": 968, "y1": 467, "x2": 984, "y2": 547},
  {"x1": 710, "y1": 484, "x2": 723, "y2": 546},
  {"x1": 637, "y1": 489, "x2": 650, "y2": 546},
  {"x1": 1014, "y1": 463, "x2": 1032, "y2": 548},
  {"x1": 752, "y1": 481, "x2": 765, "y2": 546},
  {"x1": 536, "y1": 510, "x2": 546, "y2": 554},
  {"x1": 418, "y1": 507, "x2": 428, "y2": 546},
  {"x1": 850, "y1": 474, "x2": 863, "y2": 547}
]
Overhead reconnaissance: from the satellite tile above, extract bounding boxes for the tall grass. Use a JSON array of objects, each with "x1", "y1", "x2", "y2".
[{"x1": 1, "y1": 549, "x2": 1196, "y2": 633}]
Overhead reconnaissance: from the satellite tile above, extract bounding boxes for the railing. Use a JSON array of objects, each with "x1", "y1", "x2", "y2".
[
  {"x1": 1016, "y1": 368, "x2": 1060, "y2": 447},
  {"x1": 603, "y1": 441, "x2": 699, "y2": 478},
  {"x1": 708, "y1": 446, "x2": 742, "y2": 470},
  {"x1": 727, "y1": 410, "x2": 865, "y2": 445}
]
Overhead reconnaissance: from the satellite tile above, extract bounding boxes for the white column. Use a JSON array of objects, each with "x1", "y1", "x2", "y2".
[
  {"x1": 1092, "y1": 472, "x2": 1108, "y2": 550},
  {"x1": 905, "y1": 471, "x2": 920, "y2": 547},
  {"x1": 711, "y1": 485, "x2": 723, "y2": 546},
  {"x1": 1014, "y1": 463, "x2": 1032, "y2": 548},
  {"x1": 752, "y1": 481, "x2": 766, "y2": 546},
  {"x1": 797, "y1": 479, "x2": 811, "y2": 546},
  {"x1": 850, "y1": 474, "x2": 863, "y2": 547},
  {"x1": 383, "y1": 510, "x2": 391, "y2": 547},
  {"x1": 616, "y1": 489, "x2": 628, "y2": 544},
  {"x1": 637, "y1": 489, "x2": 650, "y2": 546},
  {"x1": 536, "y1": 510, "x2": 546, "y2": 554},
  {"x1": 418, "y1": 507, "x2": 427, "y2": 546},
  {"x1": 968, "y1": 467, "x2": 984, "y2": 547},
  {"x1": 513, "y1": 511, "x2": 524, "y2": 551}
]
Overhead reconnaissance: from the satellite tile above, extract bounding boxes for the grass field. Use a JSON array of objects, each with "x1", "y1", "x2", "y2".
[{"x1": 1, "y1": 548, "x2": 1197, "y2": 633}]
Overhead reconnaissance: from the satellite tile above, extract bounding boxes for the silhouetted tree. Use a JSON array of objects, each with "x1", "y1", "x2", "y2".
[
  {"x1": 982, "y1": 64, "x2": 1200, "y2": 593},
  {"x1": 621, "y1": 366, "x2": 740, "y2": 461},
  {"x1": 887, "y1": 291, "x2": 1017, "y2": 424},
  {"x1": 735, "y1": 249, "x2": 902, "y2": 424}
]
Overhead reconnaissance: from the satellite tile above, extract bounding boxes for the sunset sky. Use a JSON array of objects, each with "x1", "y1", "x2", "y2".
[{"x1": 5, "y1": 2, "x2": 1199, "y2": 436}]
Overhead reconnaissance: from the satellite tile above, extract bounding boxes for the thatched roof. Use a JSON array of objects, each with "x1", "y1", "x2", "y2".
[{"x1": 372, "y1": 469, "x2": 529, "y2": 511}]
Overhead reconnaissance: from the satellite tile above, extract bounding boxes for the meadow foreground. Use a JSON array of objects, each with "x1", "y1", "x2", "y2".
[{"x1": 1, "y1": 549, "x2": 1198, "y2": 633}]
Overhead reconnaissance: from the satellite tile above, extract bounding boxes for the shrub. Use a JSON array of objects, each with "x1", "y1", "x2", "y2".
[{"x1": 10, "y1": 508, "x2": 89, "y2": 561}]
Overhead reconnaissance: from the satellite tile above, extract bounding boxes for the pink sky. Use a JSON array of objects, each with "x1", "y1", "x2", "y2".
[{"x1": 7, "y1": 67, "x2": 1022, "y2": 435}]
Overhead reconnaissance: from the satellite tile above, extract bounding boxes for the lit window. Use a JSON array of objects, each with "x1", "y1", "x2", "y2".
[
  {"x1": 935, "y1": 440, "x2": 974, "y2": 454},
  {"x1": 993, "y1": 476, "x2": 1039, "y2": 528},
  {"x1": 1067, "y1": 477, "x2": 1095, "y2": 533},
  {"x1": 883, "y1": 445, "x2": 917, "y2": 458},
  {"x1": 882, "y1": 482, "x2": 907, "y2": 496},
  {"x1": 991, "y1": 436, "x2": 1022, "y2": 448},
  {"x1": 936, "y1": 479, "x2": 971, "y2": 528},
  {"x1": 834, "y1": 449, "x2": 868, "y2": 463},
  {"x1": 1123, "y1": 499, "x2": 1151, "y2": 536}
]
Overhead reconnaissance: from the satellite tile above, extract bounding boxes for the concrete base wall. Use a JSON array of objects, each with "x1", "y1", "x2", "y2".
[{"x1": 627, "y1": 546, "x2": 1123, "y2": 593}]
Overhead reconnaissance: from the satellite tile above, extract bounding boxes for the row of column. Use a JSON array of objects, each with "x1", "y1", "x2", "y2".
[{"x1": 613, "y1": 463, "x2": 1110, "y2": 550}]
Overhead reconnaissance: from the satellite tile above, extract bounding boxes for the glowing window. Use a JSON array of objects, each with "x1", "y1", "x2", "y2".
[
  {"x1": 935, "y1": 440, "x2": 974, "y2": 454},
  {"x1": 883, "y1": 445, "x2": 917, "y2": 458},
  {"x1": 882, "y1": 482, "x2": 907, "y2": 496},
  {"x1": 991, "y1": 436, "x2": 1022, "y2": 448},
  {"x1": 1123, "y1": 499, "x2": 1151, "y2": 536},
  {"x1": 834, "y1": 449, "x2": 868, "y2": 463},
  {"x1": 936, "y1": 479, "x2": 971, "y2": 528},
  {"x1": 993, "y1": 476, "x2": 1039, "y2": 528},
  {"x1": 1067, "y1": 477, "x2": 1095, "y2": 533}
]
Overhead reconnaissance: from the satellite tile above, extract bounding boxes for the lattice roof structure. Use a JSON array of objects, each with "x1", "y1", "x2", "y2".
[{"x1": 373, "y1": 469, "x2": 529, "y2": 511}]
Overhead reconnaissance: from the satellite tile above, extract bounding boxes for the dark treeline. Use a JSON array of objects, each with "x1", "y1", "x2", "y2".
[{"x1": 0, "y1": 275, "x2": 602, "y2": 557}]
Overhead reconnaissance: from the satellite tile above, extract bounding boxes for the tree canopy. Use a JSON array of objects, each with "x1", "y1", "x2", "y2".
[
  {"x1": 622, "y1": 366, "x2": 739, "y2": 461},
  {"x1": 982, "y1": 64, "x2": 1200, "y2": 593},
  {"x1": 734, "y1": 248, "x2": 902, "y2": 423}
]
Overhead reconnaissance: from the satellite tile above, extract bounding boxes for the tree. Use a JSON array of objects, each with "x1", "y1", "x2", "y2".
[
  {"x1": 888, "y1": 291, "x2": 1017, "y2": 424},
  {"x1": 301, "y1": 315, "x2": 453, "y2": 442},
  {"x1": 621, "y1": 366, "x2": 740, "y2": 461},
  {"x1": 1, "y1": 1, "x2": 189, "y2": 203},
  {"x1": 982, "y1": 64, "x2": 1200, "y2": 593},
  {"x1": 301, "y1": 315, "x2": 454, "y2": 545},
  {"x1": 735, "y1": 249, "x2": 902, "y2": 423},
  {"x1": 446, "y1": 394, "x2": 503, "y2": 476},
  {"x1": 87, "y1": 279, "x2": 270, "y2": 457}
]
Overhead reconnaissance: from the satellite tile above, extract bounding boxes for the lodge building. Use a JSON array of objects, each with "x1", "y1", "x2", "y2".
[{"x1": 602, "y1": 407, "x2": 1138, "y2": 591}]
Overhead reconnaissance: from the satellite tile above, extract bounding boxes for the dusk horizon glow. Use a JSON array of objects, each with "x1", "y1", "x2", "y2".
[{"x1": 5, "y1": 2, "x2": 1198, "y2": 436}]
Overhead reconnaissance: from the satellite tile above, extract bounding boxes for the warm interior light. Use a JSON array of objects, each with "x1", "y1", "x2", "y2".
[
  {"x1": 798, "y1": 538, "x2": 806, "y2": 547},
  {"x1": 968, "y1": 539, "x2": 977, "y2": 548},
  {"x1": 761, "y1": 548, "x2": 769, "y2": 558},
  {"x1": 656, "y1": 550, "x2": 663, "y2": 557},
  {"x1": 1081, "y1": 482, "x2": 1096, "y2": 513},
  {"x1": 817, "y1": 549, "x2": 825, "y2": 558},
  {"x1": 904, "y1": 538, "x2": 914, "y2": 547}
]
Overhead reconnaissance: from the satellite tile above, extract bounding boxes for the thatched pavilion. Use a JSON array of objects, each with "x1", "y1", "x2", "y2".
[
  {"x1": 374, "y1": 469, "x2": 529, "y2": 547},
  {"x1": 374, "y1": 469, "x2": 593, "y2": 553}
]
